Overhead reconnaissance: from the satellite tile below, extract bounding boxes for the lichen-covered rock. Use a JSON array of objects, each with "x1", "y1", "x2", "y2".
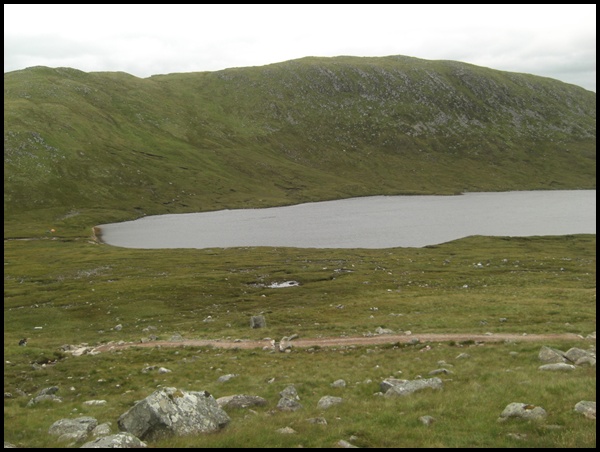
[{"x1": 117, "y1": 387, "x2": 230, "y2": 441}]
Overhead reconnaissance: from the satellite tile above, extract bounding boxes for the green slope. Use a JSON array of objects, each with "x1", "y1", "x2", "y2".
[{"x1": 3, "y1": 55, "x2": 596, "y2": 237}]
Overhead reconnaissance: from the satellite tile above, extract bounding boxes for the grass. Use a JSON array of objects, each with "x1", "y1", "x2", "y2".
[
  {"x1": 3, "y1": 234, "x2": 596, "y2": 448},
  {"x1": 3, "y1": 55, "x2": 596, "y2": 447}
]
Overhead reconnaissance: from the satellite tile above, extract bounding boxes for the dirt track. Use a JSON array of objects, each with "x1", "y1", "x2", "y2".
[{"x1": 93, "y1": 332, "x2": 586, "y2": 352}]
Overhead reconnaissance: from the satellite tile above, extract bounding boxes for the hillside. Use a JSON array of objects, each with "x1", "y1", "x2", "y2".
[{"x1": 3, "y1": 55, "x2": 596, "y2": 237}]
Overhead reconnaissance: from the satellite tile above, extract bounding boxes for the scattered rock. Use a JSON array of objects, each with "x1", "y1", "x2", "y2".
[
  {"x1": 419, "y1": 415, "x2": 436, "y2": 426},
  {"x1": 574, "y1": 401, "x2": 596, "y2": 419},
  {"x1": 80, "y1": 432, "x2": 147, "y2": 448},
  {"x1": 91, "y1": 422, "x2": 112, "y2": 437},
  {"x1": 428, "y1": 368, "x2": 452, "y2": 376},
  {"x1": 381, "y1": 377, "x2": 443, "y2": 397},
  {"x1": 277, "y1": 385, "x2": 302, "y2": 411},
  {"x1": 331, "y1": 379, "x2": 346, "y2": 388},
  {"x1": 27, "y1": 386, "x2": 63, "y2": 406},
  {"x1": 276, "y1": 397, "x2": 303, "y2": 412},
  {"x1": 538, "y1": 346, "x2": 567, "y2": 363},
  {"x1": 306, "y1": 417, "x2": 328, "y2": 425},
  {"x1": 83, "y1": 400, "x2": 107, "y2": 406},
  {"x1": 375, "y1": 327, "x2": 394, "y2": 335},
  {"x1": 250, "y1": 315, "x2": 266, "y2": 329},
  {"x1": 317, "y1": 396, "x2": 343, "y2": 410},
  {"x1": 497, "y1": 403, "x2": 547, "y2": 422},
  {"x1": 48, "y1": 416, "x2": 98, "y2": 443},
  {"x1": 538, "y1": 363, "x2": 576, "y2": 371},
  {"x1": 217, "y1": 374, "x2": 238, "y2": 383},
  {"x1": 216, "y1": 395, "x2": 267, "y2": 409}
]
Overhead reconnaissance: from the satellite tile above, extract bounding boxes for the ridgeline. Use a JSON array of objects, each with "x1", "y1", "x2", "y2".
[{"x1": 4, "y1": 55, "x2": 596, "y2": 237}]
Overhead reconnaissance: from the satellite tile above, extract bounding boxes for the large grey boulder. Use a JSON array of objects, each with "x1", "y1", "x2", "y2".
[
  {"x1": 80, "y1": 432, "x2": 147, "y2": 448},
  {"x1": 117, "y1": 387, "x2": 230, "y2": 441}
]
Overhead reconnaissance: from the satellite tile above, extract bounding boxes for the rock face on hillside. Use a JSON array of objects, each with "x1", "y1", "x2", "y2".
[{"x1": 117, "y1": 387, "x2": 230, "y2": 441}]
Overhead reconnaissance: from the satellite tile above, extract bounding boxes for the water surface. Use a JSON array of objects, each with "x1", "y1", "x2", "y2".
[{"x1": 97, "y1": 190, "x2": 596, "y2": 249}]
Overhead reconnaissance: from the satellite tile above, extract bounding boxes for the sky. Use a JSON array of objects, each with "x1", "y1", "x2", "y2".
[{"x1": 4, "y1": 4, "x2": 596, "y2": 92}]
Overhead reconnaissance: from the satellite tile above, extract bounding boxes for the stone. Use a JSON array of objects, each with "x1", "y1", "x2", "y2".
[{"x1": 117, "y1": 387, "x2": 230, "y2": 441}]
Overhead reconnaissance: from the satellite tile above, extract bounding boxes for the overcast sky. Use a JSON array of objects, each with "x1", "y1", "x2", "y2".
[{"x1": 4, "y1": 4, "x2": 596, "y2": 92}]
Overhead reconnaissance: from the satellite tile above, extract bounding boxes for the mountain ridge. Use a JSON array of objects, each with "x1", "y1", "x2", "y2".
[{"x1": 3, "y1": 55, "x2": 596, "y2": 237}]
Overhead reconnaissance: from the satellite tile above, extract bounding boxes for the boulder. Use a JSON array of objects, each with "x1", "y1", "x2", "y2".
[{"x1": 117, "y1": 387, "x2": 230, "y2": 441}]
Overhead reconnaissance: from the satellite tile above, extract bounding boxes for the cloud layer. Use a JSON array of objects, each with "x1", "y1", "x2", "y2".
[{"x1": 4, "y1": 4, "x2": 596, "y2": 91}]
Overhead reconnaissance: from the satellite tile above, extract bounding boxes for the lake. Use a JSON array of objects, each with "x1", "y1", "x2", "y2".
[{"x1": 96, "y1": 190, "x2": 596, "y2": 249}]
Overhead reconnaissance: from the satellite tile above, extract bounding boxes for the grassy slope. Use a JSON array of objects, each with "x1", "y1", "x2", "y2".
[
  {"x1": 3, "y1": 56, "x2": 596, "y2": 448},
  {"x1": 4, "y1": 56, "x2": 596, "y2": 238},
  {"x1": 3, "y1": 235, "x2": 597, "y2": 448}
]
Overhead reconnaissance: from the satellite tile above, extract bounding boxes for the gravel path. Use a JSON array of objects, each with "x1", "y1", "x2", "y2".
[{"x1": 93, "y1": 332, "x2": 584, "y2": 352}]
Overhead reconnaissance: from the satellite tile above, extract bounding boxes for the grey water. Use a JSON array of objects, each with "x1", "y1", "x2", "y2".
[{"x1": 97, "y1": 190, "x2": 596, "y2": 249}]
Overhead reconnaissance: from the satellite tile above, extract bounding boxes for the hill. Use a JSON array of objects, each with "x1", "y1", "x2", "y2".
[{"x1": 3, "y1": 55, "x2": 596, "y2": 237}]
